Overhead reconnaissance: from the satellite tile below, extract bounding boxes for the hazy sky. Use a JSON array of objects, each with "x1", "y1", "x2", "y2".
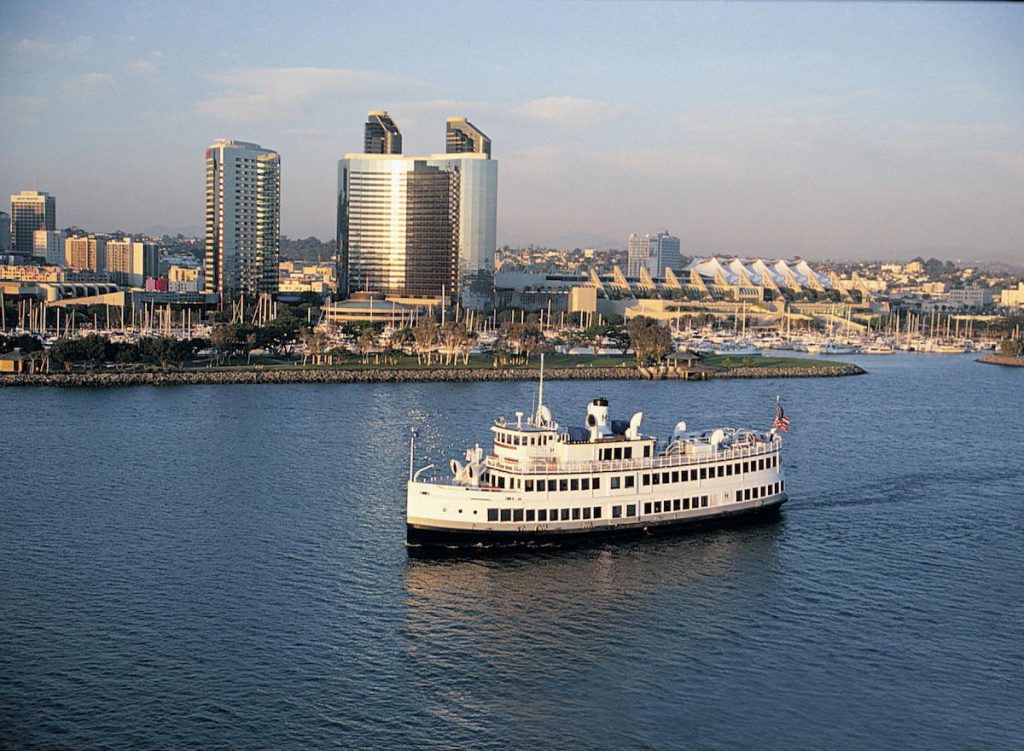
[{"x1": 2, "y1": 1, "x2": 1022, "y2": 260}]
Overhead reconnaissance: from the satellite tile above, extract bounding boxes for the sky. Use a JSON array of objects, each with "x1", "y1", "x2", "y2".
[{"x1": 2, "y1": 0, "x2": 1023, "y2": 262}]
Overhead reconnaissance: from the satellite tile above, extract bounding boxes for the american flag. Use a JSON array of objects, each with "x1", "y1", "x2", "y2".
[{"x1": 773, "y1": 399, "x2": 791, "y2": 433}]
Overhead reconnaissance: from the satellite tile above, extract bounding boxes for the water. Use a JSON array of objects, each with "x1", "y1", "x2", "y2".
[{"x1": 1, "y1": 354, "x2": 1021, "y2": 749}]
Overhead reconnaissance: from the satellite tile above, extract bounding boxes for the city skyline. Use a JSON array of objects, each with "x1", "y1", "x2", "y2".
[{"x1": 1, "y1": 1, "x2": 1023, "y2": 261}]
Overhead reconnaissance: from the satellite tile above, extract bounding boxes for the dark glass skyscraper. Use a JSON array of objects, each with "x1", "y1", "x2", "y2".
[
  {"x1": 9, "y1": 190, "x2": 55, "y2": 257},
  {"x1": 364, "y1": 111, "x2": 403, "y2": 155}
]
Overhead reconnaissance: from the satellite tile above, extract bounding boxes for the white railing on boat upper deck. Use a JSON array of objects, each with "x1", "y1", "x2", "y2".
[{"x1": 486, "y1": 437, "x2": 779, "y2": 476}]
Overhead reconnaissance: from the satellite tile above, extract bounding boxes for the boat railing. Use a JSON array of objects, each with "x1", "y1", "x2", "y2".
[{"x1": 485, "y1": 438, "x2": 778, "y2": 475}]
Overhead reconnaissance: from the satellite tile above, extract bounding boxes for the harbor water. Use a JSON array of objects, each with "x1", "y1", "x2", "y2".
[{"x1": 1, "y1": 354, "x2": 1021, "y2": 749}]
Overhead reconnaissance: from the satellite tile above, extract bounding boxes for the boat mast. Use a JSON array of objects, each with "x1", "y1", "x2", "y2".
[{"x1": 536, "y1": 352, "x2": 545, "y2": 425}]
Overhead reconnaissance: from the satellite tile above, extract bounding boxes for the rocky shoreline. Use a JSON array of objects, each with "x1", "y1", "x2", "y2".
[
  {"x1": 977, "y1": 354, "x2": 1024, "y2": 368},
  {"x1": 1, "y1": 362, "x2": 865, "y2": 388}
]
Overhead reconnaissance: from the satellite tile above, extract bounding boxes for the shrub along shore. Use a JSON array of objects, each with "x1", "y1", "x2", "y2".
[
  {"x1": 977, "y1": 354, "x2": 1024, "y2": 368},
  {"x1": 1, "y1": 361, "x2": 865, "y2": 388}
]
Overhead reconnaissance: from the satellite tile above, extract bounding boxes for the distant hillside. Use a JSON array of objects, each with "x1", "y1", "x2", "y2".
[{"x1": 281, "y1": 236, "x2": 334, "y2": 262}]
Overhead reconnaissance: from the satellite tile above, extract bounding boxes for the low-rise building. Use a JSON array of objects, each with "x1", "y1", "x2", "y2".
[
  {"x1": 168, "y1": 264, "x2": 202, "y2": 292},
  {"x1": 0, "y1": 264, "x2": 63, "y2": 282},
  {"x1": 999, "y1": 282, "x2": 1024, "y2": 309},
  {"x1": 947, "y1": 287, "x2": 994, "y2": 308},
  {"x1": 279, "y1": 260, "x2": 337, "y2": 294}
]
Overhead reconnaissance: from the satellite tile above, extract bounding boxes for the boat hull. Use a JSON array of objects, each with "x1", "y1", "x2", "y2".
[{"x1": 407, "y1": 493, "x2": 787, "y2": 549}]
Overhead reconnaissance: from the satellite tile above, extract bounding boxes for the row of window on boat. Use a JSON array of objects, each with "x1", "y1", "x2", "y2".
[
  {"x1": 483, "y1": 481, "x2": 784, "y2": 524},
  {"x1": 482, "y1": 454, "x2": 779, "y2": 491}
]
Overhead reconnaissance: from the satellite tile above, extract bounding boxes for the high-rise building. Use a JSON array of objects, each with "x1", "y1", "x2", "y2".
[
  {"x1": 338, "y1": 115, "x2": 497, "y2": 308},
  {"x1": 446, "y1": 117, "x2": 492, "y2": 156},
  {"x1": 204, "y1": 139, "x2": 280, "y2": 300},
  {"x1": 627, "y1": 234, "x2": 649, "y2": 278},
  {"x1": 627, "y1": 230, "x2": 681, "y2": 278},
  {"x1": 33, "y1": 229, "x2": 67, "y2": 265},
  {"x1": 107, "y1": 237, "x2": 159, "y2": 287},
  {"x1": 1, "y1": 211, "x2": 12, "y2": 254},
  {"x1": 65, "y1": 234, "x2": 107, "y2": 273},
  {"x1": 364, "y1": 111, "x2": 403, "y2": 155},
  {"x1": 10, "y1": 190, "x2": 55, "y2": 256}
]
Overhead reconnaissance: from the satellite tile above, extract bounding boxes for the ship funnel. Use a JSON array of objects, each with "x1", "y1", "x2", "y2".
[{"x1": 586, "y1": 398, "x2": 611, "y2": 441}]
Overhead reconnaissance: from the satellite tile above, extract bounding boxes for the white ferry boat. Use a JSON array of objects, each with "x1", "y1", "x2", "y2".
[{"x1": 406, "y1": 373, "x2": 788, "y2": 547}]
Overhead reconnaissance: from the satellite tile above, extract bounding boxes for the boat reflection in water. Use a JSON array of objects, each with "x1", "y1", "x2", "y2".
[{"x1": 400, "y1": 518, "x2": 786, "y2": 657}]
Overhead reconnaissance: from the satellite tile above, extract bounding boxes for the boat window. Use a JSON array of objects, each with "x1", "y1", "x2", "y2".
[
  {"x1": 612, "y1": 505, "x2": 622, "y2": 518},
  {"x1": 684, "y1": 498, "x2": 690, "y2": 510},
  {"x1": 627, "y1": 504, "x2": 636, "y2": 516},
  {"x1": 644, "y1": 445, "x2": 651, "y2": 458},
  {"x1": 561, "y1": 508, "x2": 570, "y2": 521},
  {"x1": 593, "y1": 506, "x2": 602, "y2": 519},
  {"x1": 624, "y1": 476, "x2": 635, "y2": 489},
  {"x1": 736, "y1": 491, "x2": 743, "y2": 502},
  {"x1": 702, "y1": 496, "x2": 709, "y2": 507},
  {"x1": 644, "y1": 502, "x2": 652, "y2": 514},
  {"x1": 653, "y1": 473, "x2": 660, "y2": 485},
  {"x1": 690, "y1": 469, "x2": 699, "y2": 482},
  {"x1": 581, "y1": 478, "x2": 590, "y2": 491},
  {"x1": 759, "y1": 459, "x2": 766, "y2": 471},
  {"x1": 548, "y1": 479, "x2": 558, "y2": 492},
  {"x1": 571, "y1": 478, "x2": 579, "y2": 491},
  {"x1": 488, "y1": 509, "x2": 498, "y2": 521},
  {"x1": 513, "y1": 509, "x2": 524, "y2": 522},
  {"x1": 538, "y1": 510, "x2": 547, "y2": 522},
  {"x1": 525, "y1": 479, "x2": 534, "y2": 492},
  {"x1": 559, "y1": 479, "x2": 568, "y2": 492},
  {"x1": 610, "y1": 477, "x2": 621, "y2": 490},
  {"x1": 727, "y1": 464, "x2": 733, "y2": 476},
  {"x1": 614, "y1": 447, "x2": 622, "y2": 460},
  {"x1": 551, "y1": 508, "x2": 559, "y2": 520},
  {"x1": 582, "y1": 507, "x2": 591, "y2": 520},
  {"x1": 624, "y1": 447, "x2": 632, "y2": 459},
  {"x1": 662, "y1": 472, "x2": 670, "y2": 484},
  {"x1": 654, "y1": 501, "x2": 662, "y2": 513},
  {"x1": 526, "y1": 510, "x2": 535, "y2": 522},
  {"x1": 500, "y1": 509, "x2": 511, "y2": 522},
  {"x1": 717, "y1": 465, "x2": 724, "y2": 478},
  {"x1": 593, "y1": 477, "x2": 601, "y2": 490},
  {"x1": 642, "y1": 474, "x2": 650, "y2": 486},
  {"x1": 572, "y1": 508, "x2": 581, "y2": 520},
  {"x1": 743, "y1": 462, "x2": 749, "y2": 473},
  {"x1": 674, "y1": 499, "x2": 681, "y2": 511},
  {"x1": 671, "y1": 471, "x2": 679, "y2": 483},
  {"x1": 700, "y1": 468, "x2": 707, "y2": 480}
]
